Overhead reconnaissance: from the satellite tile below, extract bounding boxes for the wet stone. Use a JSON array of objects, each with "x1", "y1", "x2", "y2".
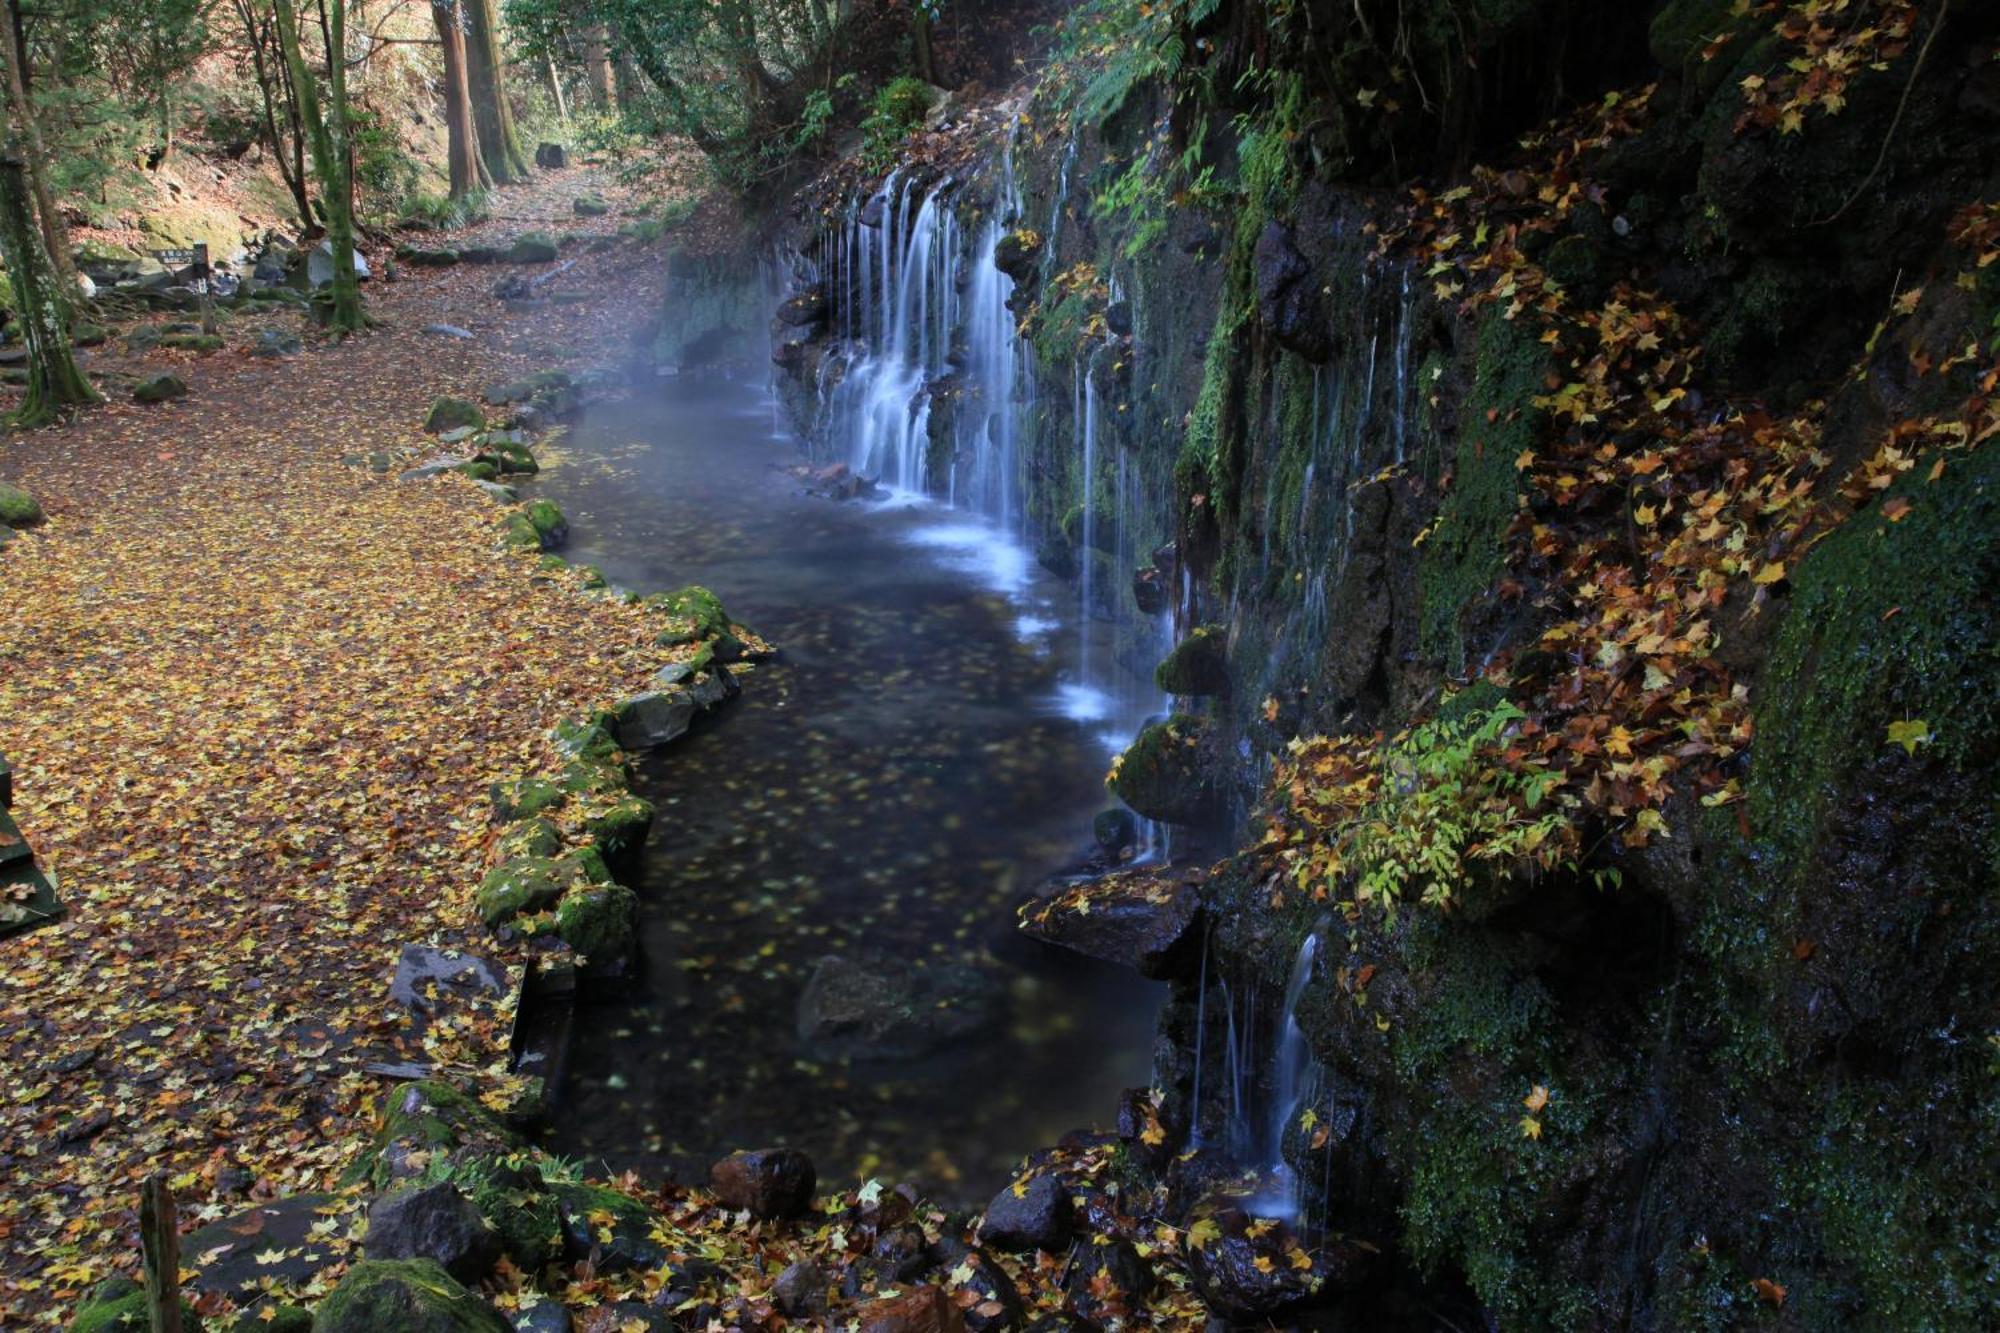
[
  {"x1": 856, "y1": 1284, "x2": 965, "y2": 1333},
  {"x1": 364, "y1": 1182, "x2": 501, "y2": 1284},
  {"x1": 772, "y1": 1258, "x2": 826, "y2": 1317},
  {"x1": 1018, "y1": 866, "x2": 1204, "y2": 980},
  {"x1": 1182, "y1": 1202, "x2": 1375, "y2": 1321},
  {"x1": 796, "y1": 952, "x2": 1005, "y2": 1061},
  {"x1": 977, "y1": 1172, "x2": 1072, "y2": 1255},
  {"x1": 1063, "y1": 1236, "x2": 1155, "y2": 1327},
  {"x1": 183, "y1": 1195, "x2": 351, "y2": 1302},
  {"x1": 709, "y1": 1147, "x2": 817, "y2": 1220}
]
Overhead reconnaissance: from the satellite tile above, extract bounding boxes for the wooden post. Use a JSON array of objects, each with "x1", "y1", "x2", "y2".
[
  {"x1": 139, "y1": 1173, "x2": 183, "y2": 1333},
  {"x1": 195, "y1": 242, "x2": 217, "y2": 337}
]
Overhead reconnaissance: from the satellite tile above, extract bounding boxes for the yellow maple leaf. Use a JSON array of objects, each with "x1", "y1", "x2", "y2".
[
  {"x1": 1187, "y1": 1217, "x2": 1221, "y2": 1250},
  {"x1": 1885, "y1": 719, "x2": 1931, "y2": 756},
  {"x1": 1519, "y1": 1115, "x2": 1543, "y2": 1141}
]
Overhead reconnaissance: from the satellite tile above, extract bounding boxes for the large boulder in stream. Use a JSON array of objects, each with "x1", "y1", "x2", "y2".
[
  {"x1": 1107, "y1": 716, "x2": 1229, "y2": 827},
  {"x1": 796, "y1": 952, "x2": 1004, "y2": 1061},
  {"x1": 977, "y1": 1171, "x2": 1072, "y2": 1254},
  {"x1": 1018, "y1": 866, "x2": 1204, "y2": 980}
]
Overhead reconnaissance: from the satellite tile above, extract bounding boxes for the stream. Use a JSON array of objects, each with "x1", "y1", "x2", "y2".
[{"x1": 534, "y1": 371, "x2": 1162, "y2": 1200}]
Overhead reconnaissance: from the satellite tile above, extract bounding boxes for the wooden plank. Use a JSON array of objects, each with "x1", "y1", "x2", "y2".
[{"x1": 139, "y1": 1174, "x2": 183, "y2": 1333}]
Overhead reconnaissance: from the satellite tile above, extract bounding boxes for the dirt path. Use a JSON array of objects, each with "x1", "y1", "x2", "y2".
[{"x1": 0, "y1": 169, "x2": 690, "y2": 1322}]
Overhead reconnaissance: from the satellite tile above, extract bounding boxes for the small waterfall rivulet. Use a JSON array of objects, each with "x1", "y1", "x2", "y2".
[{"x1": 798, "y1": 130, "x2": 1172, "y2": 830}]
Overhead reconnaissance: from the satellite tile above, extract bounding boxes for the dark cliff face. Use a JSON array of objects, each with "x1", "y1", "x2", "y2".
[{"x1": 771, "y1": 0, "x2": 2000, "y2": 1323}]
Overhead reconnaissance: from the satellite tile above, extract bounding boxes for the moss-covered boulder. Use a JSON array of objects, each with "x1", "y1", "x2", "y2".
[
  {"x1": 573, "y1": 195, "x2": 611, "y2": 217},
  {"x1": 490, "y1": 775, "x2": 566, "y2": 823},
  {"x1": 555, "y1": 883, "x2": 637, "y2": 971},
  {"x1": 474, "y1": 440, "x2": 538, "y2": 475},
  {"x1": 0, "y1": 483, "x2": 43, "y2": 529},
  {"x1": 159, "y1": 332, "x2": 225, "y2": 352},
  {"x1": 524, "y1": 500, "x2": 569, "y2": 549},
  {"x1": 552, "y1": 716, "x2": 621, "y2": 763},
  {"x1": 506, "y1": 233, "x2": 559, "y2": 264},
  {"x1": 476, "y1": 855, "x2": 585, "y2": 927},
  {"x1": 549, "y1": 1183, "x2": 670, "y2": 1273},
  {"x1": 459, "y1": 1160, "x2": 562, "y2": 1274},
  {"x1": 1109, "y1": 716, "x2": 1228, "y2": 827},
  {"x1": 345, "y1": 1080, "x2": 522, "y2": 1192},
  {"x1": 133, "y1": 373, "x2": 188, "y2": 404},
  {"x1": 455, "y1": 460, "x2": 497, "y2": 483},
  {"x1": 1156, "y1": 625, "x2": 1230, "y2": 697},
  {"x1": 586, "y1": 795, "x2": 656, "y2": 865},
  {"x1": 309, "y1": 1259, "x2": 508, "y2": 1333},
  {"x1": 229, "y1": 1304, "x2": 310, "y2": 1332},
  {"x1": 494, "y1": 817, "x2": 563, "y2": 861},
  {"x1": 69, "y1": 1276, "x2": 204, "y2": 1332},
  {"x1": 423, "y1": 397, "x2": 486, "y2": 434}
]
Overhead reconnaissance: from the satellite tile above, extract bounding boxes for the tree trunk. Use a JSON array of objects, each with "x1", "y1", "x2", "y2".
[
  {"x1": 545, "y1": 52, "x2": 568, "y2": 127},
  {"x1": 238, "y1": 0, "x2": 314, "y2": 232},
  {"x1": 912, "y1": 9, "x2": 936, "y2": 85},
  {"x1": 272, "y1": 0, "x2": 366, "y2": 332},
  {"x1": 0, "y1": 0, "x2": 75, "y2": 291},
  {"x1": 139, "y1": 1175, "x2": 184, "y2": 1333},
  {"x1": 433, "y1": 0, "x2": 489, "y2": 198},
  {"x1": 465, "y1": 0, "x2": 529, "y2": 182},
  {"x1": 581, "y1": 24, "x2": 614, "y2": 112},
  {"x1": 0, "y1": 144, "x2": 98, "y2": 427}
]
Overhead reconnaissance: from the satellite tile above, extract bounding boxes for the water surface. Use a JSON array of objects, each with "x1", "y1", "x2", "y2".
[{"x1": 536, "y1": 372, "x2": 1161, "y2": 1199}]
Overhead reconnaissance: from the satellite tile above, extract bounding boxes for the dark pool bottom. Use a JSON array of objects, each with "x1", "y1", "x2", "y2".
[{"x1": 532, "y1": 371, "x2": 1162, "y2": 1202}]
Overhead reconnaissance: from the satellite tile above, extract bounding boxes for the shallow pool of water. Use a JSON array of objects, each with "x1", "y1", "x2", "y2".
[{"x1": 533, "y1": 372, "x2": 1162, "y2": 1200}]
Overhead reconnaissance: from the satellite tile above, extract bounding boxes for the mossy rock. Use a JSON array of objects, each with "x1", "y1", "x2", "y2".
[
  {"x1": 69, "y1": 1276, "x2": 204, "y2": 1332},
  {"x1": 555, "y1": 883, "x2": 637, "y2": 969},
  {"x1": 476, "y1": 856, "x2": 587, "y2": 928},
  {"x1": 506, "y1": 233, "x2": 560, "y2": 264},
  {"x1": 424, "y1": 397, "x2": 487, "y2": 434},
  {"x1": 133, "y1": 373, "x2": 188, "y2": 403},
  {"x1": 500, "y1": 513, "x2": 544, "y2": 550},
  {"x1": 586, "y1": 795, "x2": 656, "y2": 865},
  {"x1": 495, "y1": 817, "x2": 563, "y2": 861},
  {"x1": 475, "y1": 440, "x2": 538, "y2": 476},
  {"x1": 557, "y1": 754, "x2": 628, "y2": 799},
  {"x1": 0, "y1": 483, "x2": 43, "y2": 529},
  {"x1": 1109, "y1": 716, "x2": 1228, "y2": 827},
  {"x1": 552, "y1": 716, "x2": 621, "y2": 763},
  {"x1": 72, "y1": 323, "x2": 109, "y2": 347},
  {"x1": 491, "y1": 776, "x2": 566, "y2": 823},
  {"x1": 1156, "y1": 624, "x2": 1230, "y2": 697},
  {"x1": 549, "y1": 1182, "x2": 671, "y2": 1273},
  {"x1": 345, "y1": 1080, "x2": 522, "y2": 1192},
  {"x1": 310, "y1": 1258, "x2": 508, "y2": 1333},
  {"x1": 399, "y1": 247, "x2": 462, "y2": 267},
  {"x1": 559, "y1": 844, "x2": 613, "y2": 886},
  {"x1": 523, "y1": 500, "x2": 569, "y2": 550},
  {"x1": 455, "y1": 461, "x2": 498, "y2": 483},
  {"x1": 159, "y1": 332, "x2": 225, "y2": 352},
  {"x1": 460, "y1": 1161, "x2": 562, "y2": 1273},
  {"x1": 1647, "y1": 0, "x2": 1740, "y2": 71},
  {"x1": 573, "y1": 195, "x2": 611, "y2": 217}
]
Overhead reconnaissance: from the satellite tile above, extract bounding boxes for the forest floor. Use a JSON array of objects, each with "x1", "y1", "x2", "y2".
[{"x1": 0, "y1": 169, "x2": 688, "y2": 1322}]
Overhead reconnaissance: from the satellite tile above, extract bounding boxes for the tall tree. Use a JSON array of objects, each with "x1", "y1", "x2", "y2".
[
  {"x1": 579, "y1": 22, "x2": 614, "y2": 112},
  {"x1": 270, "y1": 0, "x2": 365, "y2": 332},
  {"x1": 433, "y1": 0, "x2": 489, "y2": 197},
  {"x1": 0, "y1": 140, "x2": 97, "y2": 427},
  {"x1": 234, "y1": 0, "x2": 313, "y2": 232},
  {"x1": 0, "y1": 0, "x2": 75, "y2": 291},
  {"x1": 465, "y1": 0, "x2": 529, "y2": 182}
]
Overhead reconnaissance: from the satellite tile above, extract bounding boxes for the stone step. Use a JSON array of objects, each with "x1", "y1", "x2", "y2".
[{"x1": 0, "y1": 808, "x2": 29, "y2": 867}]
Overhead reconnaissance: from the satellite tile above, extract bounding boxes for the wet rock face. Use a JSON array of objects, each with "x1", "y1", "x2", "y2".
[
  {"x1": 1063, "y1": 1235, "x2": 1155, "y2": 1326},
  {"x1": 1254, "y1": 220, "x2": 1330, "y2": 363},
  {"x1": 709, "y1": 1147, "x2": 817, "y2": 1220},
  {"x1": 856, "y1": 1284, "x2": 965, "y2": 1333},
  {"x1": 977, "y1": 1172, "x2": 1072, "y2": 1254},
  {"x1": 1155, "y1": 624, "x2": 1229, "y2": 697},
  {"x1": 772, "y1": 1258, "x2": 827, "y2": 1317},
  {"x1": 1181, "y1": 1203, "x2": 1374, "y2": 1321},
  {"x1": 550, "y1": 1182, "x2": 671, "y2": 1273},
  {"x1": 364, "y1": 1182, "x2": 501, "y2": 1284},
  {"x1": 933, "y1": 1239, "x2": 1026, "y2": 1331},
  {"x1": 1108, "y1": 716, "x2": 1229, "y2": 828},
  {"x1": 1017, "y1": 867, "x2": 1203, "y2": 980},
  {"x1": 796, "y1": 952, "x2": 1005, "y2": 1061}
]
